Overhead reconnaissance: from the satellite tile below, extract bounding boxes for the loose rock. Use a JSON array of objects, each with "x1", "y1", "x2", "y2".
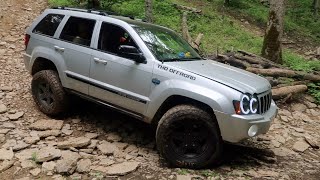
[
  {"x1": 292, "y1": 140, "x2": 310, "y2": 152},
  {"x1": 57, "y1": 137, "x2": 91, "y2": 149},
  {"x1": 29, "y1": 119, "x2": 64, "y2": 130},
  {"x1": 97, "y1": 141, "x2": 119, "y2": 155},
  {"x1": 0, "y1": 148, "x2": 14, "y2": 160},
  {"x1": 37, "y1": 146, "x2": 61, "y2": 162},
  {"x1": 105, "y1": 162, "x2": 140, "y2": 175}
]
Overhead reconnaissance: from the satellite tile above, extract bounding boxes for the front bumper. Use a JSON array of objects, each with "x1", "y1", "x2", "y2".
[{"x1": 215, "y1": 100, "x2": 278, "y2": 143}]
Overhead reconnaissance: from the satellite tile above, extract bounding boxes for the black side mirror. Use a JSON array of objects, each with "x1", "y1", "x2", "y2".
[{"x1": 118, "y1": 45, "x2": 146, "y2": 64}]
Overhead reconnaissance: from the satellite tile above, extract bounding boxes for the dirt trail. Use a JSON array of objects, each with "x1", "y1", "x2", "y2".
[{"x1": 0, "y1": 0, "x2": 320, "y2": 180}]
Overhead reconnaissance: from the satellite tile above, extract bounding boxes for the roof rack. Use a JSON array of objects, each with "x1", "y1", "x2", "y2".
[
  {"x1": 52, "y1": 7, "x2": 140, "y2": 21},
  {"x1": 52, "y1": 7, "x2": 108, "y2": 16}
]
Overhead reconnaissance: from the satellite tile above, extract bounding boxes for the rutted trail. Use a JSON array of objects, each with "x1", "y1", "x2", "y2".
[{"x1": 0, "y1": 0, "x2": 320, "y2": 179}]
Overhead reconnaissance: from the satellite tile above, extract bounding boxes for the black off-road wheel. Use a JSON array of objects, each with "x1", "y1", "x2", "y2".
[
  {"x1": 31, "y1": 70, "x2": 69, "y2": 116},
  {"x1": 156, "y1": 105, "x2": 223, "y2": 169}
]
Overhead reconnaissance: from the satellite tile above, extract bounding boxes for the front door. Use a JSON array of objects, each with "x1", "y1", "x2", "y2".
[{"x1": 89, "y1": 22, "x2": 153, "y2": 114}]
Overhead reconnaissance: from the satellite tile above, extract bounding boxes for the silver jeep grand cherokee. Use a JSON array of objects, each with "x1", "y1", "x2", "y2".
[{"x1": 23, "y1": 7, "x2": 278, "y2": 168}]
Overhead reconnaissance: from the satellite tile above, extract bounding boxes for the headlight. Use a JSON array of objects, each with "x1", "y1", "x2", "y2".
[{"x1": 233, "y1": 94, "x2": 258, "y2": 115}]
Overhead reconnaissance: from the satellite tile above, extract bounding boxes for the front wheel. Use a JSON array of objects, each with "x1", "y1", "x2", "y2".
[
  {"x1": 156, "y1": 105, "x2": 223, "y2": 169},
  {"x1": 31, "y1": 70, "x2": 69, "y2": 116}
]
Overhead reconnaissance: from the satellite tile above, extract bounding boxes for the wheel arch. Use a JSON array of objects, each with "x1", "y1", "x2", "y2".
[
  {"x1": 31, "y1": 57, "x2": 58, "y2": 75},
  {"x1": 151, "y1": 95, "x2": 218, "y2": 128}
]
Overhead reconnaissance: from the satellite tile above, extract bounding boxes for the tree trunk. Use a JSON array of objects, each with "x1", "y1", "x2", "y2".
[
  {"x1": 145, "y1": 0, "x2": 153, "y2": 23},
  {"x1": 314, "y1": 0, "x2": 319, "y2": 17},
  {"x1": 261, "y1": 0, "x2": 285, "y2": 64}
]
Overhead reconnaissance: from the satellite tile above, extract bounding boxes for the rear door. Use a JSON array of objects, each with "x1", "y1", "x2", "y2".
[
  {"x1": 55, "y1": 16, "x2": 96, "y2": 94},
  {"x1": 89, "y1": 22, "x2": 154, "y2": 115}
]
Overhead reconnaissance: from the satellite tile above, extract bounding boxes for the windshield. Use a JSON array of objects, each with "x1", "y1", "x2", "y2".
[{"x1": 133, "y1": 25, "x2": 201, "y2": 62}]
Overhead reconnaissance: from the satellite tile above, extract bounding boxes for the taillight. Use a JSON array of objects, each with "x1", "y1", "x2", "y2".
[{"x1": 24, "y1": 34, "x2": 30, "y2": 49}]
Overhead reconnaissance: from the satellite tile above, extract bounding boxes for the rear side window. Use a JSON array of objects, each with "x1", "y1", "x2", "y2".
[
  {"x1": 33, "y1": 14, "x2": 64, "y2": 37},
  {"x1": 59, "y1": 17, "x2": 95, "y2": 46}
]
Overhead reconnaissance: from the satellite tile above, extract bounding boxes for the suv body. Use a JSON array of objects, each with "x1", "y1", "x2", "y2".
[{"x1": 24, "y1": 7, "x2": 278, "y2": 168}]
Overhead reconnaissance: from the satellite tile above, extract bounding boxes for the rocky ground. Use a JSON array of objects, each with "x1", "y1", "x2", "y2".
[{"x1": 0, "y1": 0, "x2": 320, "y2": 179}]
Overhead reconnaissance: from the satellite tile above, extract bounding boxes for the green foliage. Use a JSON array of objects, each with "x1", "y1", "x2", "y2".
[
  {"x1": 308, "y1": 83, "x2": 320, "y2": 104},
  {"x1": 177, "y1": 168, "x2": 190, "y2": 175},
  {"x1": 283, "y1": 51, "x2": 320, "y2": 72},
  {"x1": 48, "y1": 0, "x2": 78, "y2": 7},
  {"x1": 31, "y1": 152, "x2": 39, "y2": 163},
  {"x1": 221, "y1": 0, "x2": 320, "y2": 43},
  {"x1": 199, "y1": 170, "x2": 219, "y2": 178}
]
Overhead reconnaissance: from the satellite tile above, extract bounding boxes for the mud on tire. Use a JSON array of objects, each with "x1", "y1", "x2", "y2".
[
  {"x1": 31, "y1": 70, "x2": 69, "y2": 116},
  {"x1": 156, "y1": 105, "x2": 223, "y2": 169}
]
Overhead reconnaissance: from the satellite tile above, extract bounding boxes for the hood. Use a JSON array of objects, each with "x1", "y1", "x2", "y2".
[{"x1": 168, "y1": 60, "x2": 271, "y2": 94}]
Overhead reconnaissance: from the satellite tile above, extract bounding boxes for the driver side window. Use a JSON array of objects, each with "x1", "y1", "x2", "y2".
[{"x1": 98, "y1": 22, "x2": 138, "y2": 56}]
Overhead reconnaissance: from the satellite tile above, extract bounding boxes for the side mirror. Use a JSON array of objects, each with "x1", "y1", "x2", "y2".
[{"x1": 118, "y1": 45, "x2": 146, "y2": 64}]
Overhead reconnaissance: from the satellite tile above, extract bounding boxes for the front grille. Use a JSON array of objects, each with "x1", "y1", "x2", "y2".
[{"x1": 258, "y1": 92, "x2": 272, "y2": 114}]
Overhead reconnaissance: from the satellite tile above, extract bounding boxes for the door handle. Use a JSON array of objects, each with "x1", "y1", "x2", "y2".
[
  {"x1": 93, "y1": 57, "x2": 107, "y2": 65},
  {"x1": 54, "y1": 46, "x2": 65, "y2": 52}
]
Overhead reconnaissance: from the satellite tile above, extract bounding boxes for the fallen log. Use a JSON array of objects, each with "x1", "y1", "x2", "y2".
[
  {"x1": 216, "y1": 54, "x2": 250, "y2": 69},
  {"x1": 272, "y1": 85, "x2": 308, "y2": 100},
  {"x1": 237, "y1": 50, "x2": 283, "y2": 68},
  {"x1": 234, "y1": 54, "x2": 271, "y2": 68},
  {"x1": 246, "y1": 67, "x2": 320, "y2": 82}
]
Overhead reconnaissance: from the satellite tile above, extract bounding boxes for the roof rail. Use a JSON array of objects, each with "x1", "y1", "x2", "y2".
[{"x1": 52, "y1": 7, "x2": 108, "y2": 16}]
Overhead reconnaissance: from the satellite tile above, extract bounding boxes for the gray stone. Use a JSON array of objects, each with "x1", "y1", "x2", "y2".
[
  {"x1": 30, "y1": 168, "x2": 41, "y2": 176},
  {"x1": 2, "y1": 139, "x2": 17, "y2": 149},
  {"x1": 15, "y1": 148, "x2": 39, "y2": 161},
  {"x1": 85, "y1": 133, "x2": 98, "y2": 139},
  {"x1": 61, "y1": 128, "x2": 73, "y2": 136},
  {"x1": 76, "y1": 159, "x2": 91, "y2": 173},
  {"x1": 37, "y1": 130, "x2": 61, "y2": 138},
  {"x1": 97, "y1": 141, "x2": 119, "y2": 155},
  {"x1": 8, "y1": 111, "x2": 24, "y2": 120},
  {"x1": 2, "y1": 122, "x2": 15, "y2": 129},
  {"x1": 304, "y1": 136, "x2": 319, "y2": 149},
  {"x1": 0, "y1": 148, "x2": 14, "y2": 160},
  {"x1": 88, "y1": 139, "x2": 99, "y2": 149},
  {"x1": 12, "y1": 141, "x2": 30, "y2": 151},
  {"x1": 0, "y1": 160, "x2": 14, "y2": 173},
  {"x1": 57, "y1": 137, "x2": 91, "y2": 149},
  {"x1": 272, "y1": 147, "x2": 296, "y2": 157},
  {"x1": 24, "y1": 136, "x2": 40, "y2": 144},
  {"x1": 176, "y1": 175, "x2": 193, "y2": 180},
  {"x1": 0, "y1": 134, "x2": 5, "y2": 143},
  {"x1": 0, "y1": 86, "x2": 13, "y2": 91},
  {"x1": 21, "y1": 160, "x2": 36, "y2": 169},
  {"x1": 99, "y1": 158, "x2": 115, "y2": 166},
  {"x1": 37, "y1": 146, "x2": 61, "y2": 162},
  {"x1": 0, "y1": 104, "x2": 7, "y2": 113},
  {"x1": 105, "y1": 162, "x2": 140, "y2": 175},
  {"x1": 106, "y1": 133, "x2": 122, "y2": 142},
  {"x1": 293, "y1": 140, "x2": 310, "y2": 152},
  {"x1": 257, "y1": 170, "x2": 279, "y2": 177},
  {"x1": 0, "y1": 129, "x2": 11, "y2": 134},
  {"x1": 291, "y1": 103, "x2": 307, "y2": 112},
  {"x1": 29, "y1": 119, "x2": 64, "y2": 130},
  {"x1": 56, "y1": 150, "x2": 80, "y2": 174},
  {"x1": 42, "y1": 161, "x2": 56, "y2": 172}
]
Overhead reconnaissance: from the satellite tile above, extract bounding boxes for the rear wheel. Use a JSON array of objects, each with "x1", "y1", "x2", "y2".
[
  {"x1": 156, "y1": 105, "x2": 223, "y2": 168},
  {"x1": 31, "y1": 70, "x2": 69, "y2": 116}
]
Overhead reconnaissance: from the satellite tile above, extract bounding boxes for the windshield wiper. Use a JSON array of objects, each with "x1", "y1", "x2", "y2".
[{"x1": 162, "y1": 57, "x2": 202, "y2": 62}]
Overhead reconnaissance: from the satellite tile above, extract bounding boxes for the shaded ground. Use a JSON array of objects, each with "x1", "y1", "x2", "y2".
[{"x1": 0, "y1": 0, "x2": 320, "y2": 179}]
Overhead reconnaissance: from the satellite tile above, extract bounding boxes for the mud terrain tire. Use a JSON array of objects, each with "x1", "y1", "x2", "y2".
[
  {"x1": 31, "y1": 70, "x2": 69, "y2": 116},
  {"x1": 156, "y1": 104, "x2": 223, "y2": 169}
]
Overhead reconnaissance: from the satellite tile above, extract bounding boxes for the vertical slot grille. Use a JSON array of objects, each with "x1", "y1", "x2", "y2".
[{"x1": 258, "y1": 92, "x2": 272, "y2": 114}]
